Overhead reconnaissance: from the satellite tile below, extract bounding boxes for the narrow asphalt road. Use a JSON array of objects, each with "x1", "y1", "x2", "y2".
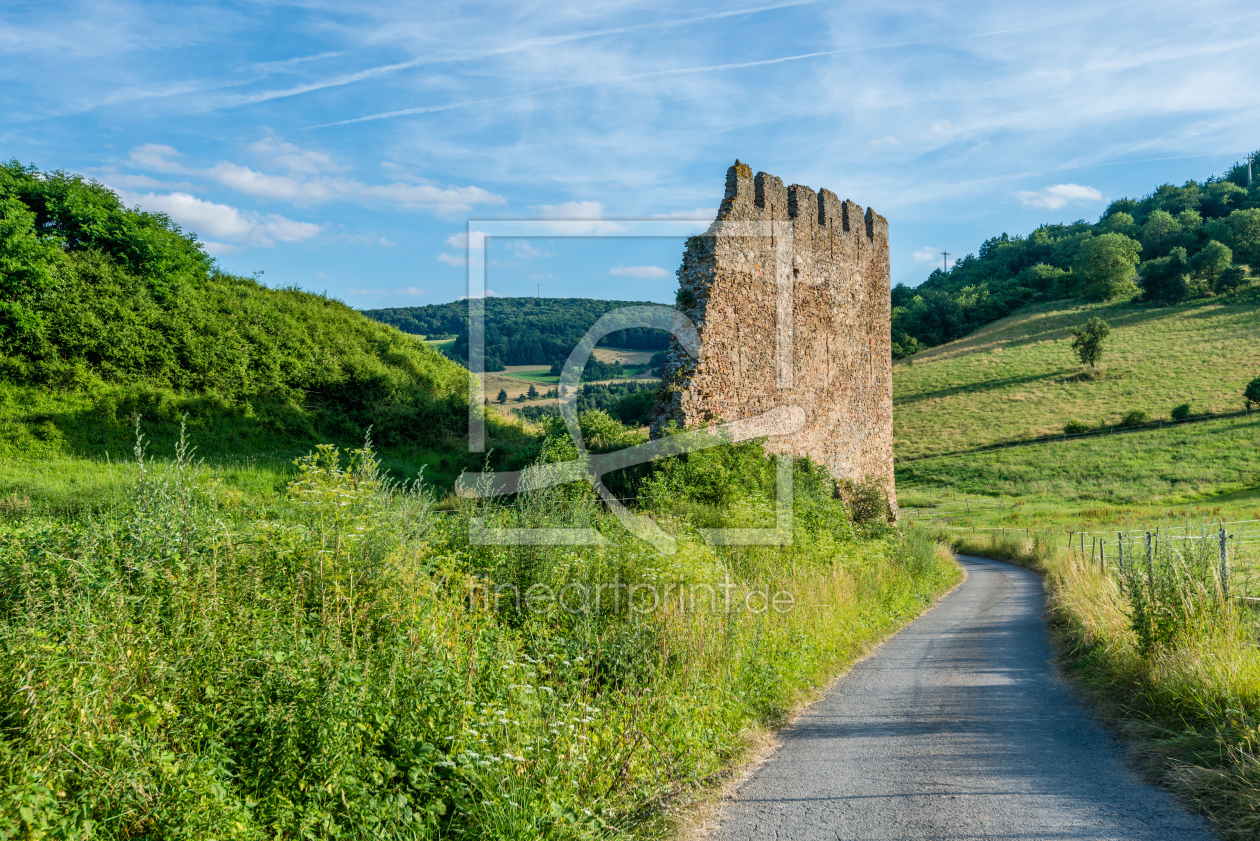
[{"x1": 707, "y1": 554, "x2": 1217, "y2": 840}]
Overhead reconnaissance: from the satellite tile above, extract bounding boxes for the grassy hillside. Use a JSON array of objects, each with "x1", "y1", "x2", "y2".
[
  {"x1": 893, "y1": 290, "x2": 1260, "y2": 459},
  {"x1": 0, "y1": 160, "x2": 555, "y2": 496},
  {"x1": 893, "y1": 288, "x2": 1260, "y2": 530}
]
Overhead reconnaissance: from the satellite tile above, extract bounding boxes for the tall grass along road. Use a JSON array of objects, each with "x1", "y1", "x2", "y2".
[{"x1": 705, "y1": 555, "x2": 1215, "y2": 840}]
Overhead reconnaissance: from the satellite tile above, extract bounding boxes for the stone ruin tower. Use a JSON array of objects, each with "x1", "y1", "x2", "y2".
[{"x1": 650, "y1": 160, "x2": 895, "y2": 511}]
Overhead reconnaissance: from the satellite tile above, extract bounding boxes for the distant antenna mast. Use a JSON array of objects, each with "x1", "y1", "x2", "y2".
[
  {"x1": 941, "y1": 250, "x2": 951, "y2": 273},
  {"x1": 537, "y1": 283, "x2": 540, "y2": 298}
]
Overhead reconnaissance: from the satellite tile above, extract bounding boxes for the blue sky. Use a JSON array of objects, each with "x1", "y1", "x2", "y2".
[{"x1": 4, "y1": 0, "x2": 1260, "y2": 309}]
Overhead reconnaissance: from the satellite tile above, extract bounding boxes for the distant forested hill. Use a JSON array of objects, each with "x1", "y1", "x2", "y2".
[
  {"x1": 893, "y1": 152, "x2": 1260, "y2": 356},
  {"x1": 364, "y1": 297, "x2": 670, "y2": 369}
]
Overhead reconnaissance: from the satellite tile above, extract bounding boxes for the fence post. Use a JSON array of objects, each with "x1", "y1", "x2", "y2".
[
  {"x1": 1220, "y1": 525, "x2": 1230, "y2": 602},
  {"x1": 1145, "y1": 531, "x2": 1155, "y2": 604},
  {"x1": 1117, "y1": 532, "x2": 1124, "y2": 573}
]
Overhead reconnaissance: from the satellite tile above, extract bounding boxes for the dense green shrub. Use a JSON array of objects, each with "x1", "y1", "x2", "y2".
[
  {"x1": 1120, "y1": 410, "x2": 1150, "y2": 427},
  {"x1": 1171, "y1": 403, "x2": 1192, "y2": 420},
  {"x1": 0, "y1": 425, "x2": 955, "y2": 839},
  {"x1": 1064, "y1": 420, "x2": 1091, "y2": 434},
  {"x1": 0, "y1": 160, "x2": 474, "y2": 456}
]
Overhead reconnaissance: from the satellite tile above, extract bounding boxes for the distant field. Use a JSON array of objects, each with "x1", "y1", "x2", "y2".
[
  {"x1": 892, "y1": 292, "x2": 1260, "y2": 460},
  {"x1": 422, "y1": 336, "x2": 456, "y2": 354},
  {"x1": 501, "y1": 366, "x2": 559, "y2": 385},
  {"x1": 593, "y1": 347, "x2": 655, "y2": 365}
]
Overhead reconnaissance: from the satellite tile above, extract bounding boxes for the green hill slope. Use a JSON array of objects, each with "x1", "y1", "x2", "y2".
[
  {"x1": 0, "y1": 160, "x2": 533, "y2": 497},
  {"x1": 893, "y1": 292, "x2": 1260, "y2": 458},
  {"x1": 893, "y1": 289, "x2": 1260, "y2": 526}
]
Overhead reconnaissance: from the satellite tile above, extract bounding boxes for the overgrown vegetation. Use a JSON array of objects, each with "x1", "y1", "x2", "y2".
[
  {"x1": 892, "y1": 152, "x2": 1260, "y2": 357},
  {"x1": 0, "y1": 160, "x2": 554, "y2": 490},
  {"x1": 0, "y1": 422, "x2": 957, "y2": 839},
  {"x1": 949, "y1": 530, "x2": 1260, "y2": 839}
]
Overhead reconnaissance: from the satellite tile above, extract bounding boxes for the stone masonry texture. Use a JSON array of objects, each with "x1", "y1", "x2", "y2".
[{"x1": 650, "y1": 161, "x2": 895, "y2": 511}]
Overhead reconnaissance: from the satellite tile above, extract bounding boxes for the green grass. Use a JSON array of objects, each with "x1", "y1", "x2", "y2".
[
  {"x1": 894, "y1": 290, "x2": 1260, "y2": 531},
  {"x1": 501, "y1": 369, "x2": 561, "y2": 385},
  {"x1": 0, "y1": 429, "x2": 958, "y2": 839},
  {"x1": 898, "y1": 414, "x2": 1260, "y2": 529},
  {"x1": 893, "y1": 291, "x2": 1260, "y2": 460},
  {"x1": 424, "y1": 337, "x2": 457, "y2": 354}
]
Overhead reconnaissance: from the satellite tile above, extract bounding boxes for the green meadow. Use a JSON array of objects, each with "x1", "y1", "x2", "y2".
[{"x1": 893, "y1": 291, "x2": 1260, "y2": 460}]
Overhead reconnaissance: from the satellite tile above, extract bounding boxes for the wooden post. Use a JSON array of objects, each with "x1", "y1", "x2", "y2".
[
  {"x1": 1117, "y1": 532, "x2": 1124, "y2": 573},
  {"x1": 1220, "y1": 525, "x2": 1230, "y2": 602}
]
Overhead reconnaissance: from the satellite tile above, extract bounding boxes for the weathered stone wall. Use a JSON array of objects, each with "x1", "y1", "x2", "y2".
[{"x1": 650, "y1": 161, "x2": 895, "y2": 510}]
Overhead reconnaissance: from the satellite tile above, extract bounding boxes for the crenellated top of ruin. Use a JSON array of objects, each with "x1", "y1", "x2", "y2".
[{"x1": 718, "y1": 159, "x2": 887, "y2": 243}]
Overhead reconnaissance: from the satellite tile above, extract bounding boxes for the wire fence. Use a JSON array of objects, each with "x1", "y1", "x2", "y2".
[{"x1": 925, "y1": 518, "x2": 1260, "y2": 601}]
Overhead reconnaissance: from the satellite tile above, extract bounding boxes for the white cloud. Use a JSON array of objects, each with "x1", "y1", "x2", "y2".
[
  {"x1": 458, "y1": 289, "x2": 500, "y2": 299},
  {"x1": 248, "y1": 137, "x2": 342, "y2": 175},
  {"x1": 610, "y1": 265, "x2": 669, "y2": 278},
  {"x1": 120, "y1": 190, "x2": 322, "y2": 248},
  {"x1": 129, "y1": 143, "x2": 184, "y2": 171},
  {"x1": 445, "y1": 230, "x2": 491, "y2": 250},
  {"x1": 208, "y1": 162, "x2": 335, "y2": 204},
  {"x1": 912, "y1": 247, "x2": 940, "y2": 263},
  {"x1": 510, "y1": 239, "x2": 552, "y2": 259},
  {"x1": 335, "y1": 233, "x2": 396, "y2": 247},
  {"x1": 397, "y1": 286, "x2": 428, "y2": 295},
  {"x1": 129, "y1": 141, "x2": 505, "y2": 213},
  {"x1": 437, "y1": 252, "x2": 466, "y2": 266},
  {"x1": 530, "y1": 201, "x2": 622, "y2": 234},
  {"x1": 206, "y1": 162, "x2": 504, "y2": 212},
  {"x1": 1013, "y1": 183, "x2": 1104, "y2": 210},
  {"x1": 649, "y1": 207, "x2": 716, "y2": 221}
]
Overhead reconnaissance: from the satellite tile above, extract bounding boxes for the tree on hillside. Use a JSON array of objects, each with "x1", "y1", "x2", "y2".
[
  {"x1": 1204, "y1": 208, "x2": 1260, "y2": 265},
  {"x1": 1215, "y1": 265, "x2": 1250, "y2": 295},
  {"x1": 1139, "y1": 246, "x2": 1191, "y2": 304},
  {"x1": 1140, "y1": 210, "x2": 1182, "y2": 257},
  {"x1": 1098, "y1": 211, "x2": 1138, "y2": 238},
  {"x1": 1246, "y1": 377, "x2": 1260, "y2": 412},
  {"x1": 1074, "y1": 233, "x2": 1140, "y2": 300},
  {"x1": 1069, "y1": 317, "x2": 1110, "y2": 368},
  {"x1": 496, "y1": 388, "x2": 507, "y2": 404},
  {"x1": 1189, "y1": 240, "x2": 1232, "y2": 286},
  {"x1": 527, "y1": 384, "x2": 539, "y2": 400}
]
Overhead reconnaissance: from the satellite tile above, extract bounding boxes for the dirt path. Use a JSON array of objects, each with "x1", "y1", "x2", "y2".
[{"x1": 704, "y1": 555, "x2": 1217, "y2": 840}]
